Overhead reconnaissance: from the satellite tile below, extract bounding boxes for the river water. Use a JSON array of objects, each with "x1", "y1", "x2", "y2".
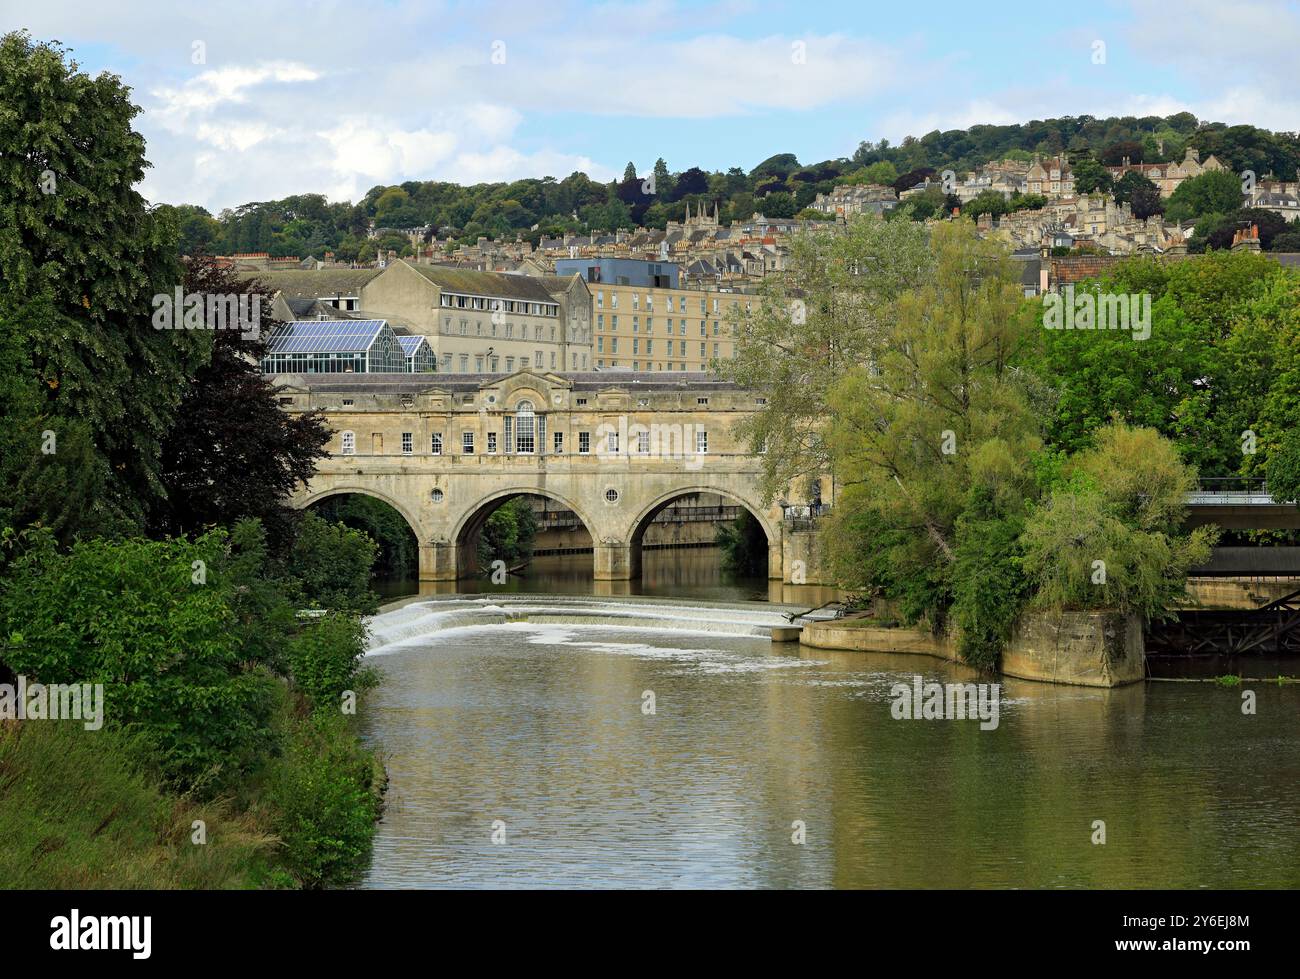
[{"x1": 357, "y1": 570, "x2": 1300, "y2": 889}]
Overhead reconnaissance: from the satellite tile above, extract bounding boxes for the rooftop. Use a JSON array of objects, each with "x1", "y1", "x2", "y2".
[
  {"x1": 273, "y1": 369, "x2": 743, "y2": 393},
  {"x1": 265, "y1": 319, "x2": 390, "y2": 355}
]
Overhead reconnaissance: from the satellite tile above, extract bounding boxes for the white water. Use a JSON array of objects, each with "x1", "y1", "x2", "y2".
[{"x1": 365, "y1": 595, "x2": 797, "y2": 655}]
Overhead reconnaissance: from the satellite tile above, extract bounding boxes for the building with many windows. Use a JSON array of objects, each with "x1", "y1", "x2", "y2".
[
  {"x1": 260, "y1": 319, "x2": 407, "y2": 374},
  {"x1": 557, "y1": 260, "x2": 747, "y2": 372},
  {"x1": 357, "y1": 260, "x2": 593, "y2": 374}
]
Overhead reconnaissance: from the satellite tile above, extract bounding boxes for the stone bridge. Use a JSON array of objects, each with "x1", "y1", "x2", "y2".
[{"x1": 275, "y1": 370, "x2": 826, "y2": 582}]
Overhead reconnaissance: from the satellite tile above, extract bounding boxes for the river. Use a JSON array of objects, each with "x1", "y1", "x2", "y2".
[{"x1": 356, "y1": 554, "x2": 1300, "y2": 889}]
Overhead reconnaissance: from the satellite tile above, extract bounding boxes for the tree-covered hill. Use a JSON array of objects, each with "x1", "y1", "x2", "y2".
[{"x1": 169, "y1": 112, "x2": 1300, "y2": 261}]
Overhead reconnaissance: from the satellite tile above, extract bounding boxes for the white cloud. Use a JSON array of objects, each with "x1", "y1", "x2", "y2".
[{"x1": 16, "y1": 0, "x2": 1300, "y2": 211}]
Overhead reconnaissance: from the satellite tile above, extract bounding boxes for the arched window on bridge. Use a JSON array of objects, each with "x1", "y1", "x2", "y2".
[{"x1": 507, "y1": 399, "x2": 546, "y2": 455}]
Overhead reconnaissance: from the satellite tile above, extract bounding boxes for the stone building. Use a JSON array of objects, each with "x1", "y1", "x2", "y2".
[
  {"x1": 1105, "y1": 147, "x2": 1228, "y2": 197},
  {"x1": 1026, "y1": 155, "x2": 1075, "y2": 198}
]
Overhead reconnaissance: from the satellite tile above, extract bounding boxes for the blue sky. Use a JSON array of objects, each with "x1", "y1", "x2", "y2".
[{"x1": 5, "y1": 0, "x2": 1297, "y2": 211}]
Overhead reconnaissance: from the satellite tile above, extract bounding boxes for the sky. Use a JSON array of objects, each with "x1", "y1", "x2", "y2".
[{"x1": 4, "y1": 0, "x2": 1298, "y2": 213}]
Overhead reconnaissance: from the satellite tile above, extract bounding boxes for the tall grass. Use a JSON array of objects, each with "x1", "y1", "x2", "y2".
[{"x1": 0, "y1": 721, "x2": 279, "y2": 889}]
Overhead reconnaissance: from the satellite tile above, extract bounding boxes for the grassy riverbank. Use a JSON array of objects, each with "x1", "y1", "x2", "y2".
[
  {"x1": 0, "y1": 696, "x2": 385, "y2": 889},
  {"x1": 0, "y1": 519, "x2": 387, "y2": 890}
]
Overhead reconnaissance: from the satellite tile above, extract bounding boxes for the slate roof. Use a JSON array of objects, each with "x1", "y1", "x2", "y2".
[
  {"x1": 276, "y1": 369, "x2": 742, "y2": 393},
  {"x1": 250, "y1": 268, "x2": 381, "y2": 299},
  {"x1": 402, "y1": 261, "x2": 559, "y2": 302}
]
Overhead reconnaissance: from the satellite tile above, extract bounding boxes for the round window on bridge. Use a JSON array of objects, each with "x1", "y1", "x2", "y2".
[
  {"x1": 604, "y1": 488, "x2": 620, "y2": 504},
  {"x1": 431, "y1": 489, "x2": 445, "y2": 503}
]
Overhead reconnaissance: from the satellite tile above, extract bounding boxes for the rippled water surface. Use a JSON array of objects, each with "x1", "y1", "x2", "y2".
[{"x1": 357, "y1": 595, "x2": 1300, "y2": 889}]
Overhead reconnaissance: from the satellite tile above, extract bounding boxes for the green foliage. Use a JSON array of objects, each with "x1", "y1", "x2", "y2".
[
  {"x1": 819, "y1": 222, "x2": 1041, "y2": 649},
  {"x1": 1266, "y1": 428, "x2": 1300, "y2": 507},
  {"x1": 266, "y1": 710, "x2": 382, "y2": 889},
  {"x1": 716, "y1": 510, "x2": 768, "y2": 576},
  {"x1": 1023, "y1": 250, "x2": 1288, "y2": 477},
  {"x1": 1020, "y1": 424, "x2": 1217, "y2": 618},
  {"x1": 1114, "y1": 171, "x2": 1164, "y2": 218},
  {"x1": 718, "y1": 214, "x2": 935, "y2": 502},
  {"x1": 952, "y1": 485, "x2": 1029, "y2": 673},
  {"x1": 477, "y1": 498, "x2": 538, "y2": 567},
  {"x1": 0, "y1": 531, "x2": 281, "y2": 790},
  {"x1": 288, "y1": 512, "x2": 379, "y2": 614},
  {"x1": 285, "y1": 613, "x2": 374, "y2": 712},
  {"x1": 1071, "y1": 157, "x2": 1113, "y2": 195},
  {"x1": 311, "y1": 494, "x2": 418, "y2": 578},
  {"x1": 0, "y1": 32, "x2": 208, "y2": 526},
  {"x1": 0, "y1": 307, "x2": 105, "y2": 543},
  {"x1": 1165, "y1": 169, "x2": 1246, "y2": 223}
]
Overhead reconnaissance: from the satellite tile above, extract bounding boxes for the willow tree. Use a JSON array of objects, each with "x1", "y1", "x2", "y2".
[
  {"x1": 821, "y1": 220, "x2": 1042, "y2": 665},
  {"x1": 1020, "y1": 423, "x2": 1216, "y2": 618},
  {"x1": 716, "y1": 214, "x2": 933, "y2": 503}
]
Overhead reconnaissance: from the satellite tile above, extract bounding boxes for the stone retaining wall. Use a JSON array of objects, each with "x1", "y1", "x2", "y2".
[{"x1": 800, "y1": 610, "x2": 1146, "y2": 688}]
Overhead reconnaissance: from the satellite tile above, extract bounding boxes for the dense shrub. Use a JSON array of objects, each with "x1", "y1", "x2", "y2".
[
  {"x1": 266, "y1": 711, "x2": 383, "y2": 889},
  {"x1": 287, "y1": 511, "x2": 379, "y2": 614},
  {"x1": 1, "y1": 531, "x2": 280, "y2": 791},
  {"x1": 285, "y1": 613, "x2": 374, "y2": 711}
]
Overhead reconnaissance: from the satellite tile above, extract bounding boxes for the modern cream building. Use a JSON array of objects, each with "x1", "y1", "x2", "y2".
[{"x1": 591, "y1": 282, "x2": 744, "y2": 372}]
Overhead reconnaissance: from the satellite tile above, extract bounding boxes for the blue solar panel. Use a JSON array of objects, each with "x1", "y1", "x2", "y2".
[
  {"x1": 265, "y1": 320, "x2": 387, "y2": 355},
  {"x1": 396, "y1": 336, "x2": 427, "y2": 355}
]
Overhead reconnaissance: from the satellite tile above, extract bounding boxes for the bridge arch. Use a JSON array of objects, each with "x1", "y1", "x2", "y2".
[
  {"x1": 625, "y1": 484, "x2": 779, "y2": 545},
  {"x1": 452, "y1": 486, "x2": 603, "y2": 579},
  {"x1": 624, "y1": 484, "x2": 782, "y2": 581},
  {"x1": 297, "y1": 484, "x2": 427, "y2": 542}
]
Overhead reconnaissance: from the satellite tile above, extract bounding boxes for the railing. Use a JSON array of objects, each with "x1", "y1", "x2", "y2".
[
  {"x1": 1187, "y1": 477, "x2": 1281, "y2": 507},
  {"x1": 535, "y1": 505, "x2": 743, "y2": 530},
  {"x1": 1197, "y1": 477, "x2": 1268, "y2": 494},
  {"x1": 781, "y1": 503, "x2": 831, "y2": 532}
]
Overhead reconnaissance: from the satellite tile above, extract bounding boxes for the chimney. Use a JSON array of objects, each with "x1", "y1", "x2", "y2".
[{"x1": 1231, "y1": 224, "x2": 1261, "y2": 253}]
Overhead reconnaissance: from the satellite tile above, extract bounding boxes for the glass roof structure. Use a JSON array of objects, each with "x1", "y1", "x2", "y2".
[
  {"x1": 261, "y1": 320, "x2": 407, "y2": 374},
  {"x1": 265, "y1": 320, "x2": 389, "y2": 354},
  {"x1": 396, "y1": 336, "x2": 426, "y2": 356}
]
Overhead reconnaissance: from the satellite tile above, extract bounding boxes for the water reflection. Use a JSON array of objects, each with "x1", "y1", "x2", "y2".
[
  {"x1": 358, "y1": 597, "x2": 1300, "y2": 889},
  {"x1": 375, "y1": 547, "x2": 841, "y2": 606}
]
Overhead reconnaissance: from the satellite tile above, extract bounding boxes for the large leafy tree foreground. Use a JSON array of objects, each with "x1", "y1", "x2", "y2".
[
  {"x1": 821, "y1": 221, "x2": 1041, "y2": 665},
  {"x1": 0, "y1": 31, "x2": 206, "y2": 525}
]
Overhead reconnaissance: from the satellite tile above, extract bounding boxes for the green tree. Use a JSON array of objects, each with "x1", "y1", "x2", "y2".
[
  {"x1": 822, "y1": 221, "x2": 1041, "y2": 642},
  {"x1": 1020, "y1": 424, "x2": 1217, "y2": 618},
  {"x1": 718, "y1": 214, "x2": 934, "y2": 502},
  {"x1": 1, "y1": 32, "x2": 208, "y2": 526},
  {"x1": 1072, "y1": 157, "x2": 1113, "y2": 194},
  {"x1": 1165, "y1": 169, "x2": 1245, "y2": 223},
  {"x1": 0, "y1": 531, "x2": 281, "y2": 790},
  {"x1": 148, "y1": 255, "x2": 332, "y2": 543},
  {"x1": 287, "y1": 512, "x2": 379, "y2": 614}
]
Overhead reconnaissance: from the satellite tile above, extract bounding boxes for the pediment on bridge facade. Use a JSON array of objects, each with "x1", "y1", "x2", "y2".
[
  {"x1": 593, "y1": 385, "x2": 633, "y2": 411},
  {"x1": 477, "y1": 369, "x2": 573, "y2": 410}
]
